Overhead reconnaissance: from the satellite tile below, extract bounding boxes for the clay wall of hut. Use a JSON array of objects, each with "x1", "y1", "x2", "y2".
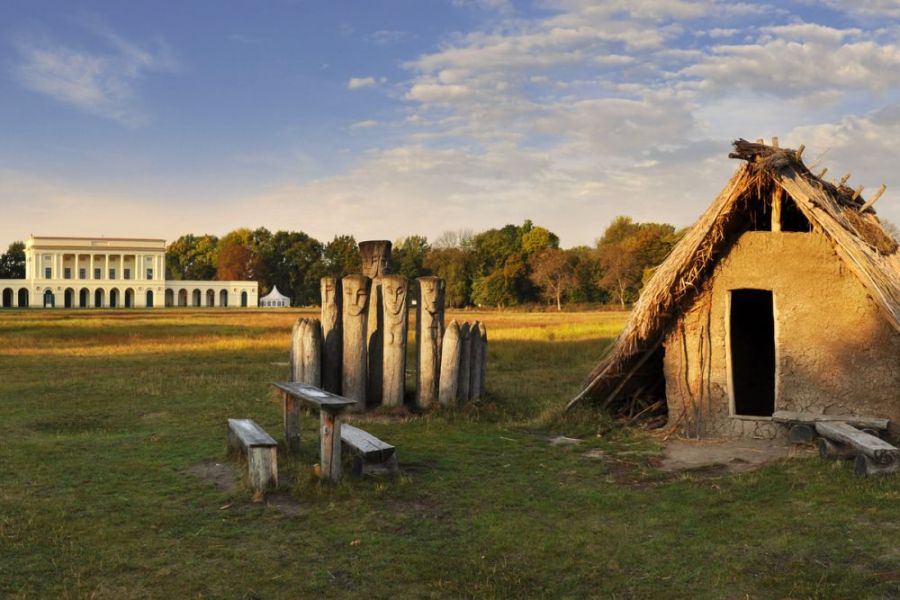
[{"x1": 663, "y1": 230, "x2": 900, "y2": 439}]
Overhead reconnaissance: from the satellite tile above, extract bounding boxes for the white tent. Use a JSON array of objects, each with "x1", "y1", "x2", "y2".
[{"x1": 259, "y1": 285, "x2": 291, "y2": 308}]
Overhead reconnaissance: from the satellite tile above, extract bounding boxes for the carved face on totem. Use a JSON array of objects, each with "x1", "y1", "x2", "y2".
[
  {"x1": 419, "y1": 277, "x2": 442, "y2": 317},
  {"x1": 359, "y1": 240, "x2": 391, "y2": 278},
  {"x1": 342, "y1": 275, "x2": 370, "y2": 317},
  {"x1": 382, "y1": 276, "x2": 407, "y2": 317},
  {"x1": 321, "y1": 277, "x2": 340, "y2": 325}
]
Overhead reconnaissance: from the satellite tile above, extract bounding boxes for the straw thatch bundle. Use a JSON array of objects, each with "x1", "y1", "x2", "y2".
[{"x1": 569, "y1": 139, "x2": 900, "y2": 417}]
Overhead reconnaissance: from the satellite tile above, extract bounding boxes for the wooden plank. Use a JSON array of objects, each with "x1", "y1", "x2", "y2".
[
  {"x1": 248, "y1": 446, "x2": 278, "y2": 493},
  {"x1": 272, "y1": 382, "x2": 356, "y2": 411},
  {"x1": 227, "y1": 418, "x2": 277, "y2": 447},
  {"x1": 340, "y1": 424, "x2": 395, "y2": 462},
  {"x1": 773, "y1": 410, "x2": 890, "y2": 431},
  {"x1": 817, "y1": 438, "x2": 855, "y2": 460},
  {"x1": 771, "y1": 186, "x2": 783, "y2": 232},
  {"x1": 815, "y1": 422, "x2": 899, "y2": 464}
]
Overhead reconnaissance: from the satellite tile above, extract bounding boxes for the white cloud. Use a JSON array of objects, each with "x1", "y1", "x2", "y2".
[
  {"x1": 12, "y1": 25, "x2": 177, "y2": 126},
  {"x1": 350, "y1": 119, "x2": 380, "y2": 130},
  {"x1": 347, "y1": 76, "x2": 379, "y2": 89}
]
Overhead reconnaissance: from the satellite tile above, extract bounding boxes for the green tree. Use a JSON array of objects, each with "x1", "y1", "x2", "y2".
[
  {"x1": 165, "y1": 234, "x2": 218, "y2": 280},
  {"x1": 0, "y1": 242, "x2": 25, "y2": 279},
  {"x1": 261, "y1": 231, "x2": 325, "y2": 305},
  {"x1": 323, "y1": 235, "x2": 361, "y2": 277},
  {"x1": 425, "y1": 247, "x2": 471, "y2": 307},
  {"x1": 391, "y1": 235, "x2": 431, "y2": 280}
]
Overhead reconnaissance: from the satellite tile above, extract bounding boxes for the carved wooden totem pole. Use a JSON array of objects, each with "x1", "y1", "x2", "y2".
[
  {"x1": 320, "y1": 276, "x2": 342, "y2": 394},
  {"x1": 415, "y1": 276, "x2": 445, "y2": 408},
  {"x1": 381, "y1": 275, "x2": 409, "y2": 407},
  {"x1": 341, "y1": 274, "x2": 371, "y2": 410},
  {"x1": 359, "y1": 240, "x2": 392, "y2": 407}
]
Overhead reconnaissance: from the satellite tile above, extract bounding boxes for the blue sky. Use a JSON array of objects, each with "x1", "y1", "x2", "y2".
[{"x1": 1, "y1": 0, "x2": 899, "y2": 247}]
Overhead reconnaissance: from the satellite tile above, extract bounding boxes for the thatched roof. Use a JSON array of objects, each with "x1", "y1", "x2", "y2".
[{"x1": 569, "y1": 139, "x2": 900, "y2": 414}]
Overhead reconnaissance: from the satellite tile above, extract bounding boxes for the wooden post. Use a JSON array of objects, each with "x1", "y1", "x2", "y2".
[
  {"x1": 360, "y1": 240, "x2": 391, "y2": 407},
  {"x1": 771, "y1": 186, "x2": 782, "y2": 232},
  {"x1": 381, "y1": 275, "x2": 409, "y2": 407},
  {"x1": 438, "y1": 320, "x2": 461, "y2": 406},
  {"x1": 469, "y1": 321, "x2": 483, "y2": 400},
  {"x1": 301, "y1": 318, "x2": 322, "y2": 387},
  {"x1": 283, "y1": 391, "x2": 301, "y2": 454},
  {"x1": 415, "y1": 276, "x2": 445, "y2": 408},
  {"x1": 320, "y1": 410, "x2": 343, "y2": 482},
  {"x1": 342, "y1": 275, "x2": 371, "y2": 411},
  {"x1": 457, "y1": 322, "x2": 472, "y2": 402},
  {"x1": 817, "y1": 438, "x2": 856, "y2": 460},
  {"x1": 854, "y1": 454, "x2": 899, "y2": 476},
  {"x1": 320, "y1": 276, "x2": 342, "y2": 394},
  {"x1": 290, "y1": 318, "x2": 306, "y2": 382},
  {"x1": 477, "y1": 322, "x2": 488, "y2": 399}
]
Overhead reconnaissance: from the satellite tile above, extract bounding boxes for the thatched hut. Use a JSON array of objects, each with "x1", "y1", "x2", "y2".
[{"x1": 571, "y1": 139, "x2": 900, "y2": 439}]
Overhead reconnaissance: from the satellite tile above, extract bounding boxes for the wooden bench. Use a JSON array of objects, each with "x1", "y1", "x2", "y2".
[
  {"x1": 272, "y1": 381, "x2": 356, "y2": 482},
  {"x1": 226, "y1": 418, "x2": 278, "y2": 494},
  {"x1": 773, "y1": 411, "x2": 891, "y2": 444},
  {"x1": 341, "y1": 424, "x2": 398, "y2": 476},
  {"x1": 815, "y1": 421, "x2": 900, "y2": 476}
]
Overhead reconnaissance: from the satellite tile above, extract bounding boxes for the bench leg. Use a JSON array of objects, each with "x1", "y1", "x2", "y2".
[
  {"x1": 283, "y1": 391, "x2": 301, "y2": 454},
  {"x1": 248, "y1": 446, "x2": 278, "y2": 493},
  {"x1": 320, "y1": 410, "x2": 342, "y2": 482}
]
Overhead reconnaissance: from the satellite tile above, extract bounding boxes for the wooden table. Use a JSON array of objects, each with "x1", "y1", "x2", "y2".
[{"x1": 272, "y1": 381, "x2": 356, "y2": 482}]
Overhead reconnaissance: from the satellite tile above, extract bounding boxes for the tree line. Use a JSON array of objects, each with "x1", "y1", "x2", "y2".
[
  {"x1": 0, "y1": 217, "x2": 681, "y2": 308},
  {"x1": 164, "y1": 217, "x2": 684, "y2": 308}
]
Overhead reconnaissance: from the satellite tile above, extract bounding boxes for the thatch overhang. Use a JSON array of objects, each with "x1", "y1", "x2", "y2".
[{"x1": 569, "y1": 139, "x2": 900, "y2": 415}]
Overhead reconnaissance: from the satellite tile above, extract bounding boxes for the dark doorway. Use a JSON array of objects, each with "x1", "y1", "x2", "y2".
[
  {"x1": 64, "y1": 289, "x2": 74, "y2": 308},
  {"x1": 95, "y1": 289, "x2": 105, "y2": 308},
  {"x1": 18, "y1": 288, "x2": 29, "y2": 308},
  {"x1": 125, "y1": 289, "x2": 134, "y2": 308},
  {"x1": 2, "y1": 288, "x2": 12, "y2": 308},
  {"x1": 146, "y1": 290, "x2": 154, "y2": 308},
  {"x1": 730, "y1": 289, "x2": 776, "y2": 416},
  {"x1": 79, "y1": 289, "x2": 89, "y2": 308},
  {"x1": 44, "y1": 290, "x2": 55, "y2": 308},
  {"x1": 110, "y1": 289, "x2": 119, "y2": 308},
  {"x1": 240, "y1": 291, "x2": 248, "y2": 307}
]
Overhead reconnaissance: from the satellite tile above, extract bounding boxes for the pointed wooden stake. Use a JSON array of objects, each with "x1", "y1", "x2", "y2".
[
  {"x1": 772, "y1": 136, "x2": 779, "y2": 148},
  {"x1": 852, "y1": 185, "x2": 864, "y2": 201},
  {"x1": 817, "y1": 167, "x2": 828, "y2": 179},
  {"x1": 795, "y1": 144, "x2": 805, "y2": 160},
  {"x1": 839, "y1": 173, "x2": 851, "y2": 187},
  {"x1": 772, "y1": 186, "x2": 783, "y2": 232},
  {"x1": 860, "y1": 184, "x2": 887, "y2": 212}
]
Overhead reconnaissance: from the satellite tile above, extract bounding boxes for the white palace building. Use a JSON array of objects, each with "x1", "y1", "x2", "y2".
[{"x1": 0, "y1": 236, "x2": 258, "y2": 309}]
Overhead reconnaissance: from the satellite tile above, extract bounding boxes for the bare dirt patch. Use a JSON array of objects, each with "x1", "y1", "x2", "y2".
[
  {"x1": 187, "y1": 459, "x2": 240, "y2": 494},
  {"x1": 659, "y1": 438, "x2": 814, "y2": 474}
]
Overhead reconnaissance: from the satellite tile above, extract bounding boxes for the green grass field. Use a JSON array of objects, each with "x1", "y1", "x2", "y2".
[{"x1": 1, "y1": 309, "x2": 897, "y2": 599}]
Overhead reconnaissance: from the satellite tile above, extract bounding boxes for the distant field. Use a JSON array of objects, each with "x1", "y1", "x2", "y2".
[{"x1": 0, "y1": 309, "x2": 897, "y2": 598}]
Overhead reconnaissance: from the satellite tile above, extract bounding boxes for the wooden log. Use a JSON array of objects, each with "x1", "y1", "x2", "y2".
[
  {"x1": 341, "y1": 275, "x2": 371, "y2": 411},
  {"x1": 854, "y1": 454, "x2": 899, "y2": 476},
  {"x1": 817, "y1": 167, "x2": 828, "y2": 179},
  {"x1": 320, "y1": 276, "x2": 342, "y2": 394},
  {"x1": 772, "y1": 411, "x2": 890, "y2": 431},
  {"x1": 815, "y1": 422, "x2": 900, "y2": 465},
  {"x1": 438, "y1": 320, "x2": 461, "y2": 406},
  {"x1": 788, "y1": 423, "x2": 815, "y2": 444},
  {"x1": 381, "y1": 275, "x2": 409, "y2": 407},
  {"x1": 852, "y1": 185, "x2": 864, "y2": 201},
  {"x1": 477, "y1": 322, "x2": 487, "y2": 400},
  {"x1": 817, "y1": 438, "x2": 856, "y2": 460},
  {"x1": 771, "y1": 186, "x2": 783, "y2": 232},
  {"x1": 319, "y1": 410, "x2": 342, "y2": 482},
  {"x1": 457, "y1": 322, "x2": 472, "y2": 402},
  {"x1": 415, "y1": 276, "x2": 445, "y2": 408},
  {"x1": 469, "y1": 320, "x2": 483, "y2": 401},
  {"x1": 283, "y1": 391, "x2": 301, "y2": 454}
]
